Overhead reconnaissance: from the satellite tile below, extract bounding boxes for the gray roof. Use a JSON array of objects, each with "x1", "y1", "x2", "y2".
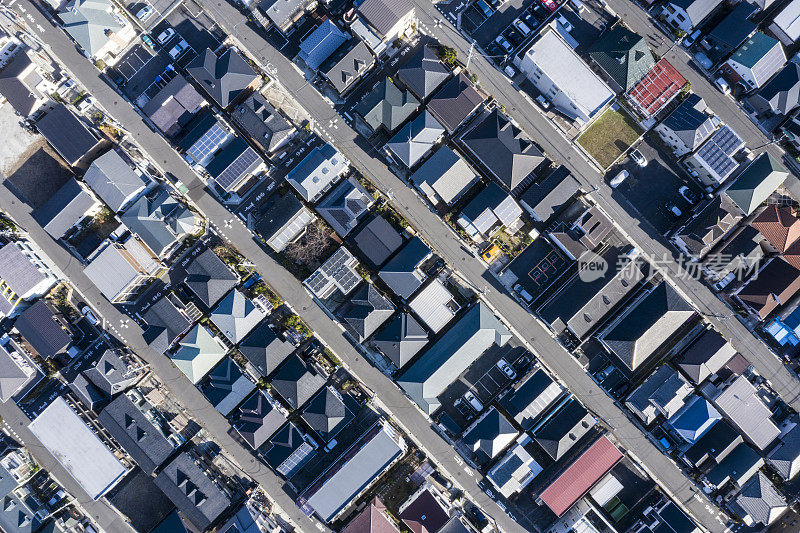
[
  {"x1": 357, "y1": 79, "x2": 419, "y2": 133},
  {"x1": 232, "y1": 92, "x2": 294, "y2": 154},
  {"x1": 210, "y1": 289, "x2": 266, "y2": 344},
  {"x1": 727, "y1": 32, "x2": 785, "y2": 86},
  {"x1": 0, "y1": 243, "x2": 48, "y2": 298},
  {"x1": 336, "y1": 284, "x2": 395, "y2": 342},
  {"x1": 499, "y1": 369, "x2": 563, "y2": 430},
  {"x1": 675, "y1": 195, "x2": 743, "y2": 258},
  {"x1": 59, "y1": 0, "x2": 123, "y2": 57},
  {"x1": 321, "y1": 39, "x2": 375, "y2": 95},
  {"x1": 33, "y1": 178, "x2": 97, "y2": 239},
  {"x1": 462, "y1": 407, "x2": 519, "y2": 460},
  {"x1": 0, "y1": 344, "x2": 32, "y2": 402},
  {"x1": 200, "y1": 358, "x2": 256, "y2": 416},
  {"x1": 253, "y1": 190, "x2": 313, "y2": 251},
  {"x1": 378, "y1": 237, "x2": 431, "y2": 300},
  {"x1": 398, "y1": 303, "x2": 511, "y2": 414},
  {"x1": 458, "y1": 182, "x2": 522, "y2": 238},
  {"x1": 0, "y1": 53, "x2": 42, "y2": 117},
  {"x1": 684, "y1": 419, "x2": 742, "y2": 468},
  {"x1": 728, "y1": 472, "x2": 786, "y2": 526},
  {"x1": 386, "y1": 111, "x2": 445, "y2": 168},
  {"x1": 98, "y1": 393, "x2": 175, "y2": 475},
  {"x1": 659, "y1": 94, "x2": 716, "y2": 152},
  {"x1": 286, "y1": 143, "x2": 348, "y2": 202},
  {"x1": 626, "y1": 365, "x2": 692, "y2": 425},
  {"x1": 520, "y1": 166, "x2": 581, "y2": 222},
  {"x1": 258, "y1": 0, "x2": 311, "y2": 29},
  {"x1": 749, "y1": 61, "x2": 800, "y2": 117},
  {"x1": 69, "y1": 372, "x2": 105, "y2": 411},
  {"x1": 706, "y1": 443, "x2": 762, "y2": 488},
  {"x1": 154, "y1": 452, "x2": 231, "y2": 531},
  {"x1": 187, "y1": 48, "x2": 259, "y2": 108},
  {"x1": 301, "y1": 386, "x2": 350, "y2": 438},
  {"x1": 532, "y1": 398, "x2": 596, "y2": 460},
  {"x1": 142, "y1": 75, "x2": 205, "y2": 138},
  {"x1": 317, "y1": 177, "x2": 375, "y2": 237},
  {"x1": 143, "y1": 297, "x2": 191, "y2": 354},
  {"x1": 712, "y1": 375, "x2": 780, "y2": 450},
  {"x1": 234, "y1": 391, "x2": 287, "y2": 449},
  {"x1": 84, "y1": 150, "x2": 148, "y2": 212},
  {"x1": 184, "y1": 249, "x2": 239, "y2": 309},
  {"x1": 238, "y1": 322, "x2": 295, "y2": 377},
  {"x1": 427, "y1": 72, "x2": 486, "y2": 133},
  {"x1": 371, "y1": 312, "x2": 428, "y2": 369},
  {"x1": 36, "y1": 104, "x2": 100, "y2": 166},
  {"x1": 357, "y1": 0, "x2": 414, "y2": 36},
  {"x1": 669, "y1": 0, "x2": 722, "y2": 27},
  {"x1": 82, "y1": 348, "x2": 137, "y2": 396},
  {"x1": 726, "y1": 153, "x2": 788, "y2": 216},
  {"x1": 397, "y1": 44, "x2": 450, "y2": 100},
  {"x1": 767, "y1": 425, "x2": 800, "y2": 480},
  {"x1": 706, "y1": 2, "x2": 757, "y2": 62},
  {"x1": 677, "y1": 329, "x2": 736, "y2": 383},
  {"x1": 410, "y1": 146, "x2": 478, "y2": 206},
  {"x1": 299, "y1": 20, "x2": 348, "y2": 70},
  {"x1": 14, "y1": 300, "x2": 70, "y2": 359},
  {"x1": 120, "y1": 190, "x2": 197, "y2": 258},
  {"x1": 270, "y1": 355, "x2": 326, "y2": 410},
  {"x1": 353, "y1": 216, "x2": 403, "y2": 267},
  {"x1": 171, "y1": 324, "x2": 227, "y2": 384},
  {"x1": 0, "y1": 463, "x2": 41, "y2": 533}
]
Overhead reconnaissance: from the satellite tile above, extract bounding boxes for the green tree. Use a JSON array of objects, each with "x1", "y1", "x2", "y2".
[{"x1": 440, "y1": 46, "x2": 457, "y2": 64}]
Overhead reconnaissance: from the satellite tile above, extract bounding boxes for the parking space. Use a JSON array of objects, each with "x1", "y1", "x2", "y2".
[
  {"x1": 468, "y1": 0, "x2": 554, "y2": 57},
  {"x1": 151, "y1": 1, "x2": 224, "y2": 64},
  {"x1": 110, "y1": 43, "x2": 173, "y2": 101},
  {"x1": 125, "y1": 0, "x2": 167, "y2": 31}
]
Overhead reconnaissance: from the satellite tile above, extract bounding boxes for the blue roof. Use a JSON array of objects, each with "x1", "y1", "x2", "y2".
[
  {"x1": 299, "y1": 20, "x2": 348, "y2": 70},
  {"x1": 669, "y1": 397, "x2": 720, "y2": 443}
]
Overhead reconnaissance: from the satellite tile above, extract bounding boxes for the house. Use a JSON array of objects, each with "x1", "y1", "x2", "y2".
[
  {"x1": 676, "y1": 328, "x2": 736, "y2": 384},
  {"x1": 80, "y1": 348, "x2": 140, "y2": 397},
  {"x1": 770, "y1": 0, "x2": 800, "y2": 46},
  {"x1": 120, "y1": 190, "x2": 199, "y2": 259},
  {"x1": 0, "y1": 343, "x2": 36, "y2": 403},
  {"x1": 457, "y1": 183, "x2": 523, "y2": 242},
  {"x1": 627, "y1": 59, "x2": 687, "y2": 118},
  {"x1": 661, "y1": 0, "x2": 723, "y2": 33},
  {"x1": 179, "y1": 114, "x2": 233, "y2": 166},
  {"x1": 519, "y1": 166, "x2": 582, "y2": 223},
  {"x1": 0, "y1": 461, "x2": 45, "y2": 533},
  {"x1": 703, "y1": 2, "x2": 758, "y2": 64},
  {"x1": 734, "y1": 257, "x2": 800, "y2": 318},
  {"x1": 341, "y1": 498, "x2": 399, "y2": 533},
  {"x1": 399, "y1": 484, "x2": 451, "y2": 533},
  {"x1": 210, "y1": 289, "x2": 266, "y2": 344},
  {"x1": 353, "y1": 0, "x2": 415, "y2": 56},
  {"x1": 705, "y1": 443, "x2": 763, "y2": 489},
  {"x1": 232, "y1": 93, "x2": 294, "y2": 155},
  {"x1": 626, "y1": 365, "x2": 693, "y2": 425},
  {"x1": 371, "y1": 312, "x2": 428, "y2": 369},
  {"x1": 767, "y1": 425, "x2": 800, "y2": 480},
  {"x1": 703, "y1": 225, "x2": 765, "y2": 285},
  {"x1": 316, "y1": 177, "x2": 374, "y2": 237},
  {"x1": 262, "y1": 422, "x2": 316, "y2": 476},
  {"x1": 598, "y1": 282, "x2": 696, "y2": 373},
  {"x1": 408, "y1": 279, "x2": 457, "y2": 333},
  {"x1": 336, "y1": 284, "x2": 394, "y2": 342},
  {"x1": 286, "y1": 143, "x2": 349, "y2": 202},
  {"x1": 270, "y1": 355, "x2": 326, "y2": 410},
  {"x1": 672, "y1": 195, "x2": 743, "y2": 260},
  {"x1": 32, "y1": 178, "x2": 100, "y2": 239},
  {"x1": 683, "y1": 125, "x2": 745, "y2": 187},
  {"x1": 154, "y1": 452, "x2": 231, "y2": 531},
  {"x1": 379, "y1": 237, "x2": 431, "y2": 300},
  {"x1": 257, "y1": 0, "x2": 313, "y2": 33},
  {"x1": 654, "y1": 95, "x2": 717, "y2": 157},
  {"x1": 187, "y1": 48, "x2": 260, "y2": 109},
  {"x1": 487, "y1": 435, "x2": 543, "y2": 498},
  {"x1": 200, "y1": 358, "x2": 256, "y2": 416},
  {"x1": 588, "y1": 24, "x2": 654, "y2": 93},
  {"x1": 386, "y1": 110, "x2": 445, "y2": 168},
  {"x1": 141, "y1": 75, "x2": 206, "y2": 138},
  {"x1": 29, "y1": 397, "x2": 127, "y2": 500},
  {"x1": 356, "y1": 79, "x2": 419, "y2": 133},
  {"x1": 320, "y1": 39, "x2": 375, "y2": 95},
  {"x1": 298, "y1": 19, "x2": 348, "y2": 71},
  {"x1": 171, "y1": 324, "x2": 227, "y2": 384},
  {"x1": 460, "y1": 108, "x2": 545, "y2": 192},
  {"x1": 722, "y1": 33, "x2": 785, "y2": 91},
  {"x1": 683, "y1": 419, "x2": 741, "y2": 469},
  {"x1": 301, "y1": 386, "x2": 354, "y2": 441},
  {"x1": 519, "y1": 26, "x2": 614, "y2": 125},
  {"x1": 748, "y1": 60, "x2": 800, "y2": 119},
  {"x1": 728, "y1": 472, "x2": 787, "y2": 526},
  {"x1": 58, "y1": 0, "x2": 134, "y2": 63},
  {"x1": 304, "y1": 247, "x2": 362, "y2": 300},
  {"x1": 532, "y1": 398, "x2": 596, "y2": 460},
  {"x1": 538, "y1": 435, "x2": 622, "y2": 517},
  {"x1": 726, "y1": 153, "x2": 788, "y2": 215},
  {"x1": 0, "y1": 52, "x2": 54, "y2": 117},
  {"x1": 183, "y1": 248, "x2": 239, "y2": 309},
  {"x1": 427, "y1": 72, "x2": 485, "y2": 134},
  {"x1": 36, "y1": 103, "x2": 102, "y2": 168},
  {"x1": 238, "y1": 322, "x2": 294, "y2": 378},
  {"x1": 252, "y1": 190, "x2": 315, "y2": 252},
  {"x1": 84, "y1": 150, "x2": 148, "y2": 212},
  {"x1": 303, "y1": 421, "x2": 406, "y2": 523},
  {"x1": 668, "y1": 396, "x2": 721, "y2": 442},
  {"x1": 204, "y1": 136, "x2": 266, "y2": 195},
  {"x1": 233, "y1": 391, "x2": 287, "y2": 450},
  {"x1": 398, "y1": 303, "x2": 511, "y2": 414},
  {"x1": 353, "y1": 217, "x2": 403, "y2": 267},
  {"x1": 499, "y1": 369, "x2": 563, "y2": 430},
  {"x1": 98, "y1": 393, "x2": 176, "y2": 475},
  {"x1": 462, "y1": 407, "x2": 518, "y2": 462},
  {"x1": 712, "y1": 375, "x2": 780, "y2": 450},
  {"x1": 84, "y1": 235, "x2": 160, "y2": 302},
  {"x1": 397, "y1": 44, "x2": 450, "y2": 101},
  {"x1": 13, "y1": 300, "x2": 71, "y2": 360},
  {"x1": 143, "y1": 296, "x2": 192, "y2": 354},
  {"x1": 409, "y1": 146, "x2": 479, "y2": 207},
  {"x1": 0, "y1": 241, "x2": 56, "y2": 318}
]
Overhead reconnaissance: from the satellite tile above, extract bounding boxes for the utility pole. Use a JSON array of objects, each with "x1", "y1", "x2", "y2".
[{"x1": 465, "y1": 40, "x2": 475, "y2": 70}]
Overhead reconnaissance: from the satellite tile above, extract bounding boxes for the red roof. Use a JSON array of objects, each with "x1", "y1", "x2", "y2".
[
  {"x1": 342, "y1": 498, "x2": 400, "y2": 533},
  {"x1": 752, "y1": 205, "x2": 800, "y2": 252},
  {"x1": 539, "y1": 435, "x2": 623, "y2": 516},
  {"x1": 628, "y1": 59, "x2": 687, "y2": 118}
]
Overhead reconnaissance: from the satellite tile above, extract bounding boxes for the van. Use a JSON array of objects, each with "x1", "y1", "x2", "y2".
[{"x1": 463, "y1": 391, "x2": 484, "y2": 412}]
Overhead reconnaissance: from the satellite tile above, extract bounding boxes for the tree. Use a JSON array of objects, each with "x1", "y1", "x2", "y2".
[{"x1": 440, "y1": 46, "x2": 457, "y2": 64}]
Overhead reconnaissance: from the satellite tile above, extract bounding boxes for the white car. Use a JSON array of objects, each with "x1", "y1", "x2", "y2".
[
  {"x1": 157, "y1": 28, "x2": 175, "y2": 44},
  {"x1": 714, "y1": 77, "x2": 731, "y2": 95},
  {"x1": 463, "y1": 391, "x2": 484, "y2": 412},
  {"x1": 609, "y1": 169, "x2": 629, "y2": 188},
  {"x1": 80, "y1": 305, "x2": 100, "y2": 326},
  {"x1": 136, "y1": 6, "x2": 153, "y2": 21},
  {"x1": 496, "y1": 359, "x2": 516, "y2": 379},
  {"x1": 504, "y1": 64, "x2": 517, "y2": 78},
  {"x1": 514, "y1": 19, "x2": 532, "y2": 35},
  {"x1": 667, "y1": 204, "x2": 683, "y2": 217},
  {"x1": 535, "y1": 94, "x2": 550, "y2": 109},
  {"x1": 169, "y1": 39, "x2": 189, "y2": 58},
  {"x1": 629, "y1": 149, "x2": 647, "y2": 167},
  {"x1": 556, "y1": 14, "x2": 573, "y2": 32},
  {"x1": 495, "y1": 35, "x2": 513, "y2": 53}
]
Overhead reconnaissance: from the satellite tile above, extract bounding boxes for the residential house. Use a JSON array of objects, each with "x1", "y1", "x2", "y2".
[
  {"x1": 669, "y1": 396, "x2": 721, "y2": 442},
  {"x1": 728, "y1": 472, "x2": 787, "y2": 526},
  {"x1": 748, "y1": 60, "x2": 800, "y2": 120},
  {"x1": 58, "y1": 0, "x2": 134, "y2": 64},
  {"x1": 683, "y1": 419, "x2": 742, "y2": 469},
  {"x1": 81, "y1": 348, "x2": 140, "y2": 397},
  {"x1": 298, "y1": 19, "x2": 348, "y2": 71},
  {"x1": 200, "y1": 358, "x2": 256, "y2": 416},
  {"x1": 301, "y1": 386, "x2": 354, "y2": 441},
  {"x1": 371, "y1": 312, "x2": 428, "y2": 369},
  {"x1": 0, "y1": 460, "x2": 44, "y2": 533},
  {"x1": 702, "y1": 225, "x2": 765, "y2": 285},
  {"x1": 304, "y1": 247, "x2": 362, "y2": 300},
  {"x1": 711, "y1": 374, "x2": 780, "y2": 450},
  {"x1": 408, "y1": 279, "x2": 457, "y2": 333},
  {"x1": 270, "y1": 355, "x2": 326, "y2": 410},
  {"x1": 316, "y1": 177, "x2": 374, "y2": 237},
  {"x1": 676, "y1": 328, "x2": 736, "y2": 384},
  {"x1": 654, "y1": 95, "x2": 717, "y2": 157},
  {"x1": 286, "y1": 143, "x2": 349, "y2": 203},
  {"x1": 341, "y1": 498, "x2": 399, "y2": 533},
  {"x1": 0, "y1": 241, "x2": 56, "y2": 318},
  {"x1": 13, "y1": 300, "x2": 71, "y2": 359},
  {"x1": 143, "y1": 296, "x2": 192, "y2": 354},
  {"x1": 457, "y1": 183, "x2": 523, "y2": 242},
  {"x1": 210, "y1": 289, "x2": 266, "y2": 344},
  {"x1": 252, "y1": 190, "x2": 315, "y2": 252},
  {"x1": 684, "y1": 125, "x2": 746, "y2": 187},
  {"x1": 398, "y1": 303, "x2": 511, "y2": 414},
  {"x1": 499, "y1": 369, "x2": 563, "y2": 430},
  {"x1": 179, "y1": 114, "x2": 234, "y2": 166},
  {"x1": 336, "y1": 283, "x2": 394, "y2": 342},
  {"x1": 397, "y1": 44, "x2": 450, "y2": 101},
  {"x1": 769, "y1": 0, "x2": 800, "y2": 46},
  {"x1": 672, "y1": 195, "x2": 743, "y2": 260},
  {"x1": 352, "y1": 0, "x2": 415, "y2": 56},
  {"x1": 353, "y1": 217, "x2": 403, "y2": 267},
  {"x1": 0, "y1": 51, "x2": 55, "y2": 117},
  {"x1": 120, "y1": 190, "x2": 199, "y2": 259},
  {"x1": 378, "y1": 237, "x2": 431, "y2": 300},
  {"x1": 386, "y1": 110, "x2": 444, "y2": 168},
  {"x1": 141, "y1": 75, "x2": 206, "y2": 138},
  {"x1": 232, "y1": 92, "x2": 294, "y2": 155},
  {"x1": 703, "y1": 2, "x2": 758, "y2": 64},
  {"x1": 725, "y1": 153, "x2": 789, "y2": 215},
  {"x1": 409, "y1": 146, "x2": 479, "y2": 207},
  {"x1": 734, "y1": 257, "x2": 800, "y2": 318},
  {"x1": 627, "y1": 59, "x2": 687, "y2": 118},
  {"x1": 84, "y1": 235, "x2": 160, "y2": 302},
  {"x1": 204, "y1": 136, "x2": 266, "y2": 196},
  {"x1": 487, "y1": 435, "x2": 543, "y2": 498},
  {"x1": 84, "y1": 150, "x2": 149, "y2": 212},
  {"x1": 187, "y1": 48, "x2": 260, "y2": 109},
  {"x1": 183, "y1": 248, "x2": 239, "y2": 309},
  {"x1": 459, "y1": 108, "x2": 545, "y2": 192},
  {"x1": 0, "y1": 343, "x2": 36, "y2": 403},
  {"x1": 519, "y1": 166, "x2": 582, "y2": 222},
  {"x1": 238, "y1": 322, "x2": 294, "y2": 378},
  {"x1": 626, "y1": 365, "x2": 693, "y2": 425},
  {"x1": 427, "y1": 72, "x2": 485, "y2": 134},
  {"x1": 32, "y1": 178, "x2": 100, "y2": 239},
  {"x1": 262, "y1": 422, "x2": 316, "y2": 476},
  {"x1": 170, "y1": 324, "x2": 227, "y2": 384},
  {"x1": 320, "y1": 39, "x2": 375, "y2": 95},
  {"x1": 257, "y1": 0, "x2": 313, "y2": 33},
  {"x1": 661, "y1": 0, "x2": 723, "y2": 33},
  {"x1": 399, "y1": 484, "x2": 451, "y2": 533},
  {"x1": 588, "y1": 24, "x2": 654, "y2": 94},
  {"x1": 722, "y1": 33, "x2": 786, "y2": 91},
  {"x1": 36, "y1": 103, "x2": 103, "y2": 168},
  {"x1": 356, "y1": 78, "x2": 419, "y2": 134},
  {"x1": 767, "y1": 425, "x2": 800, "y2": 480},
  {"x1": 705, "y1": 443, "x2": 763, "y2": 490},
  {"x1": 233, "y1": 391, "x2": 287, "y2": 450},
  {"x1": 462, "y1": 407, "x2": 519, "y2": 463},
  {"x1": 531, "y1": 398, "x2": 596, "y2": 460},
  {"x1": 518, "y1": 26, "x2": 614, "y2": 125}
]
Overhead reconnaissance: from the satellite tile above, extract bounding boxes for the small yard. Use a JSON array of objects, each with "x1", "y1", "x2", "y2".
[{"x1": 577, "y1": 108, "x2": 643, "y2": 169}]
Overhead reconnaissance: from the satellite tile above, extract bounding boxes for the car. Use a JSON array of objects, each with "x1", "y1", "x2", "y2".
[
  {"x1": 714, "y1": 77, "x2": 731, "y2": 95},
  {"x1": 683, "y1": 29, "x2": 701, "y2": 48},
  {"x1": 468, "y1": 506, "x2": 489, "y2": 530},
  {"x1": 556, "y1": 14, "x2": 573, "y2": 32},
  {"x1": 496, "y1": 358, "x2": 516, "y2": 379},
  {"x1": 169, "y1": 39, "x2": 189, "y2": 58},
  {"x1": 667, "y1": 204, "x2": 682, "y2": 217},
  {"x1": 476, "y1": 0, "x2": 493, "y2": 17},
  {"x1": 136, "y1": 6, "x2": 153, "y2": 21},
  {"x1": 463, "y1": 391, "x2": 483, "y2": 412},
  {"x1": 495, "y1": 35, "x2": 513, "y2": 53},
  {"x1": 609, "y1": 169, "x2": 629, "y2": 188},
  {"x1": 80, "y1": 305, "x2": 100, "y2": 326},
  {"x1": 157, "y1": 28, "x2": 175, "y2": 44},
  {"x1": 431, "y1": 471, "x2": 453, "y2": 490},
  {"x1": 522, "y1": 11, "x2": 539, "y2": 25},
  {"x1": 482, "y1": 244, "x2": 502, "y2": 263},
  {"x1": 535, "y1": 94, "x2": 550, "y2": 109},
  {"x1": 570, "y1": 0, "x2": 587, "y2": 12},
  {"x1": 678, "y1": 185, "x2": 701, "y2": 204},
  {"x1": 629, "y1": 149, "x2": 647, "y2": 167},
  {"x1": 514, "y1": 19, "x2": 532, "y2": 35},
  {"x1": 504, "y1": 64, "x2": 518, "y2": 78},
  {"x1": 141, "y1": 34, "x2": 157, "y2": 49},
  {"x1": 539, "y1": 0, "x2": 558, "y2": 12}
]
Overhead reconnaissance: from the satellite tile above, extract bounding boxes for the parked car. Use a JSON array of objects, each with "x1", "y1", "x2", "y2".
[
  {"x1": 714, "y1": 77, "x2": 731, "y2": 95},
  {"x1": 514, "y1": 19, "x2": 532, "y2": 35},
  {"x1": 142, "y1": 34, "x2": 157, "y2": 49},
  {"x1": 468, "y1": 506, "x2": 490, "y2": 530},
  {"x1": 463, "y1": 391, "x2": 484, "y2": 412},
  {"x1": 476, "y1": 0, "x2": 493, "y2": 17},
  {"x1": 539, "y1": 0, "x2": 558, "y2": 12},
  {"x1": 169, "y1": 40, "x2": 189, "y2": 58},
  {"x1": 80, "y1": 305, "x2": 100, "y2": 326},
  {"x1": 535, "y1": 94, "x2": 550, "y2": 109},
  {"x1": 629, "y1": 149, "x2": 647, "y2": 167},
  {"x1": 496, "y1": 359, "x2": 516, "y2": 379},
  {"x1": 609, "y1": 169, "x2": 629, "y2": 188},
  {"x1": 482, "y1": 244, "x2": 502, "y2": 263},
  {"x1": 504, "y1": 64, "x2": 518, "y2": 78},
  {"x1": 678, "y1": 185, "x2": 701, "y2": 204},
  {"x1": 683, "y1": 29, "x2": 701, "y2": 48},
  {"x1": 495, "y1": 35, "x2": 513, "y2": 53},
  {"x1": 324, "y1": 439, "x2": 337, "y2": 452},
  {"x1": 157, "y1": 28, "x2": 175, "y2": 44},
  {"x1": 136, "y1": 6, "x2": 153, "y2": 21},
  {"x1": 667, "y1": 204, "x2": 683, "y2": 217},
  {"x1": 556, "y1": 14, "x2": 573, "y2": 32}
]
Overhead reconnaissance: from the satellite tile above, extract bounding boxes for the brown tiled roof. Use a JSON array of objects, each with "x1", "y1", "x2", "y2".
[
  {"x1": 735, "y1": 257, "x2": 800, "y2": 318},
  {"x1": 751, "y1": 205, "x2": 800, "y2": 252},
  {"x1": 342, "y1": 498, "x2": 400, "y2": 533}
]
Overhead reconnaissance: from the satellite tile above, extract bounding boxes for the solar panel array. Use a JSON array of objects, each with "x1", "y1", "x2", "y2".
[
  {"x1": 277, "y1": 441, "x2": 314, "y2": 477},
  {"x1": 304, "y1": 247, "x2": 360, "y2": 298},
  {"x1": 215, "y1": 147, "x2": 262, "y2": 191},
  {"x1": 696, "y1": 126, "x2": 744, "y2": 180},
  {"x1": 187, "y1": 122, "x2": 228, "y2": 164}
]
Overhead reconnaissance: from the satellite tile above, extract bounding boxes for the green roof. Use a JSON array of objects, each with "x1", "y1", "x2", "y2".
[
  {"x1": 726, "y1": 152, "x2": 788, "y2": 215},
  {"x1": 589, "y1": 25, "x2": 654, "y2": 92},
  {"x1": 730, "y1": 32, "x2": 780, "y2": 69}
]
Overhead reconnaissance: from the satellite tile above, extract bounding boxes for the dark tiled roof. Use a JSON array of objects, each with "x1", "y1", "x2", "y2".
[
  {"x1": 336, "y1": 284, "x2": 395, "y2": 342},
  {"x1": 184, "y1": 248, "x2": 238, "y2": 309},
  {"x1": 300, "y1": 386, "x2": 351, "y2": 439},
  {"x1": 353, "y1": 216, "x2": 404, "y2": 267},
  {"x1": 0, "y1": 53, "x2": 40, "y2": 117},
  {"x1": 397, "y1": 44, "x2": 450, "y2": 100},
  {"x1": 82, "y1": 349, "x2": 137, "y2": 396},
  {"x1": 356, "y1": 79, "x2": 419, "y2": 133},
  {"x1": 199, "y1": 358, "x2": 256, "y2": 416},
  {"x1": 36, "y1": 103, "x2": 100, "y2": 166},
  {"x1": 0, "y1": 243, "x2": 48, "y2": 297},
  {"x1": 675, "y1": 195, "x2": 742, "y2": 258},
  {"x1": 532, "y1": 398, "x2": 595, "y2": 460},
  {"x1": 400, "y1": 488, "x2": 449, "y2": 533},
  {"x1": 357, "y1": 0, "x2": 414, "y2": 36},
  {"x1": 588, "y1": 25, "x2": 654, "y2": 92},
  {"x1": 427, "y1": 73, "x2": 485, "y2": 133},
  {"x1": 187, "y1": 48, "x2": 259, "y2": 108},
  {"x1": 232, "y1": 93, "x2": 294, "y2": 154},
  {"x1": 321, "y1": 39, "x2": 376, "y2": 95},
  {"x1": 379, "y1": 237, "x2": 431, "y2": 300},
  {"x1": 684, "y1": 419, "x2": 741, "y2": 468},
  {"x1": 143, "y1": 297, "x2": 191, "y2": 354},
  {"x1": 371, "y1": 312, "x2": 428, "y2": 369},
  {"x1": 270, "y1": 355, "x2": 326, "y2": 410},
  {"x1": 750, "y1": 61, "x2": 800, "y2": 117},
  {"x1": 142, "y1": 75, "x2": 205, "y2": 138},
  {"x1": 736, "y1": 257, "x2": 800, "y2": 318},
  {"x1": 33, "y1": 179, "x2": 97, "y2": 239},
  {"x1": 342, "y1": 498, "x2": 399, "y2": 533},
  {"x1": 238, "y1": 322, "x2": 295, "y2": 377},
  {"x1": 234, "y1": 391, "x2": 287, "y2": 450},
  {"x1": 14, "y1": 300, "x2": 70, "y2": 359},
  {"x1": 659, "y1": 94, "x2": 715, "y2": 151}
]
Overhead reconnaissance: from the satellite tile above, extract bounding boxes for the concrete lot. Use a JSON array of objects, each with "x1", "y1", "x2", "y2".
[{"x1": 0, "y1": 104, "x2": 40, "y2": 177}]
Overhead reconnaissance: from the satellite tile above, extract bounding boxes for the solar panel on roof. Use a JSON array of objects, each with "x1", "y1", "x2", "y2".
[
  {"x1": 215, "y1": 147, "x2": 262, "y2": 191},
  {"x1": 188, "y1": 123, "x2": 228, "y2": 163},
  {"x1": 277, "y1": 441, "x2": 314, "y2": 477}
]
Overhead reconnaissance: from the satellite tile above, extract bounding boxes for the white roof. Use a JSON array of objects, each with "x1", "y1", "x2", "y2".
[
  {"x1": 773, "y1": 0, "x2": 800, "y2": 41},
  {"x1": 713, "y1": 375, "x2": 780, "y2": 450},
  {"x1": 589, "y1": 474, "x2": 624, "y2": 506},
  {"x1": 487, "y1": 436, "x2": 543, "y2": 498},
  {"x1": 28, "y1": 397, "x2": 126, "y2": 499},
  {"x1": 408, "y1": 279, "x2": 456, "y2": 333}
]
